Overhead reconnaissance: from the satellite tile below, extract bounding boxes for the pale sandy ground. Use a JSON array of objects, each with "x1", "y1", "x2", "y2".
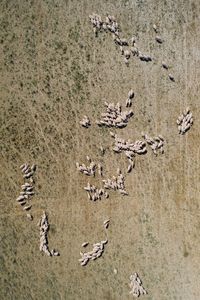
[{"x1": 0, "y1": 1, "x2": 200, "y2": 299}]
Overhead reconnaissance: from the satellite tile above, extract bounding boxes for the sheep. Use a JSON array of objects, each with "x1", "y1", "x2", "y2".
[
  {"x1": 138, "y1": 53, "x2": 152, "y2": 62},
  {"x1": 153, "y1": 24, "x2": 158, "y2": 32},
  {"x1": 102, "y1": 23, "x2": 107, "y2": 30},
  {"x1": 185, "y1": 107, "x2": 190, "y2": 115},
  {"x1": 130, "y1": 46, "x2": 139, "y2": 56},
  {"x1": 20, "y1": 163, "x2": 26, "y2": 169},
  {"x1": 26, "y1": 186, "x2": 34, "y2": 191},
  {"x1": 119, "y1": 45, "x2": 124, "y2": 55},
  {"x1": 26, "y1": 213, "x2": 33, "y2": 221},
  {"x1": 21, "y1": 182, "x2": 31, "y2": 188},
  {"x1": 51, "y1": 250, "x2": 60, "y2": 256},
  {"x1": 169, "y1": 74, "x2": 175, "y2": 82},
  {"x1": 31, "y1": 164, "x2": 37, "y2": 172},
  {"x1": 123, "y1": 57, "x2": 128, "y2": 65},
  {"x1": 23, "y1": 205, "x2": 32, "y2": 211},
  {"x1": 124, "y1": 50, "x2": 131, "y2": 59},
  {"x1": 30, "y1": 177, "x2": 34, "y2": 184},
  {"x1": 25, "y1": 191, "x2": 35, "y2": 195},
  {"x1": 104, "y1": 192, "x2": 109, "y2": 198},
  {"x1": 103, "y1": 219, "x2": 110, "y2": 229},
  {"x1": 16, "y1": 195, "x2": 25, "y2": 202},
  {"x1": 127, "y1": 164, "x2": 133, "y2": 173},
  {"x1": 120, "y1": 38, "x2": 129, "y2": 46},
  {"x1": 23, "y1": 171, "x2": 34, "y2": 179},
  {"x1": 80, "y1": 116, "x2": 91, "y2": 128},
  {"x1": 162, "y1": 61, "x2": 168, "y2": 69},
  {"x1": 114, "y1": 37, "x2": 122, "y2": 46},
  {"x1": 130, "y1": 36, "x2": 136, "y2": 46},
  {"x1": 84, "y1": 183, "x2": 91, "y2": 191},
  {"x1": 82, "y1": 242, "x2": 89, "y2": 247},
  {"x1": 21, "y1": 164, "x2": 29, "y2": 173},
  {"x1": 100, "y1": 145, "x2": 105, "y2": 155},
  {"x1": 86, "y1": 155, "x2": 91, "y2": 162},
  {"x1": 155, "y1": 35, "x2": 163, "y2": 43},
  {"x1": 81, "y1": 259, "x2": 89, "y2": 266},
  {"x1": 119, "y1": 189, "x2": 128, "y2": 196},
  {"x1": 128, "y1": 89, "x2": 134, "y2": 99}
]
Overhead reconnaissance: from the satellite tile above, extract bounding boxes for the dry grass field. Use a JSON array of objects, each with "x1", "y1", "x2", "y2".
[{"x1": 0, "y1": 0, "x2": 200, "y2": 299}]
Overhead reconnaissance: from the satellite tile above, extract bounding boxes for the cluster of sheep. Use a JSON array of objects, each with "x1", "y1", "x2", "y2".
[
  {"x1": 96, "y1": 101, "x2": 133, "y2": 128},
  {"x1": 127, "y1": 37, "x2": 152, "y2": 64},
  {"x1": 76, "y1": 157, "x2": 96, "y2": 176},
  {"x1": 16, "y1": 163, "x2": 37, "y2": 220},
  {"x1": 78, "y1": 15, "x2": 193, "y2": 284},
  {"x1": 84, "y1": 182, "x2": 109, "y2": 201},
  {"x1": 89, "y1": 13, "x2": 152, "y2": 65},
  {"x1": 102, "y1": 169, "x2": 128, "y2": 196},
  {"x1": 176, "y1": 107, "x2": 193, "y2": 134},
  {"x1": 126, "y1": 89, "x2": 135, "y2": 107},
  {"x1": 129, "y1": 273, "x2": 147, "y2": 298},
  {"x1": 153, "y1": 24, "x2": 175, "y2": 81},
  {"x1": 79, "y1": 239, "x2": 108, "y2": 266},
  {"x1": 80, "y1": 115, "x2": 91, "y2": 128},
  {"x1": 111, "y1": 132, "x2": 146, "y2": 172},
  {"x1": 89, "y1": 13, "x2": 119, "y2": 36},
  {"x1": 142, "y1": 133, "x2": 164, "y2": 155},
  {"x1": 89, "y1": 13, "x2": 177, "y2": 82},
  {"x1": 76, "y1": 156, "x2": 109, "y2": 202},
  {"x1": 111, "y1": 133, "x2": 147, "y2": 156},
  {"x1": 38, "y1": 211, "x2": 60, "y2": 257},
  {"x1": 20, "y1": 163, "x2": 36, "y2": 181},
  {"x1": 89, "y1": 13, "x2": 103, "y2": 34}
]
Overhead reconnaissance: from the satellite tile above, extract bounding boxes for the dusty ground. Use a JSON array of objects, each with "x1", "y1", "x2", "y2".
[{"x1": 0, "y1": 0, "x2": 200, "y2": 299}]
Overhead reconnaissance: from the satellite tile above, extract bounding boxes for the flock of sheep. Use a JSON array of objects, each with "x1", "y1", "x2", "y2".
[
  {"x1": 111, "y1": 132, "x2": 146, "y2": 173},
  {"x1": 38, "y1": 211, "x2": 60, "y2": 257},
  {"x1": 141, "y1": 133, "x2": 164, "y2": 156},
  {"x1": 80, "y1": 90, "x2": 135, "y2": 130},
  {"x1": 129, "y1": 273, "x2": 147, "y2": 298},
  {"x1": 76, "y1": 157, "x2": 96, "y2": 177},
  {"x1": 89, "y1": 12, "x2": 174, "y2": 84},
  {"x1": 14, "y1": 11, "x2": 195, "y2": 299},
  {"x1": 79, "y1": 219, "x2": 110, "y2": 266},
  {"x1": 102, "y1": 169, "x2": 128, "y2": 195},
  {"x1": 176, "y1": 107, "x2": 193, "y2": 134},
  {"x1": 76, "y1": 154, "x2": 128, "y2": 199},
  {"x1": 96, "y1": 99, "x2": 134, "y2": 128},
  {"x1": 77, "y1": 12, "x2": 195, "y2": 297},
  {"x1": 79, "y1": 239, "x2": 108, "y2": 266},
  {"x1": 16, "y1": 164, "x2": 59, "y2": 257},
  {"x1": 84, "y1": 181, "x2": 109, "y2": 201},
  {"x1": 16, "y1": 163, "x2": 37, "y2": 220}
]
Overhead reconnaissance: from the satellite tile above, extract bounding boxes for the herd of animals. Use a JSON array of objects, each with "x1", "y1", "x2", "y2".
[
  {"x1": 16, "y1": 164, "x2": 60, "y2": 257},
  {"x1": 14, "y1": 12, "x2": 194, "y2": 298},
  {"x1": 16, "y1": 163, "x2": 36, "y2": 221}
]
